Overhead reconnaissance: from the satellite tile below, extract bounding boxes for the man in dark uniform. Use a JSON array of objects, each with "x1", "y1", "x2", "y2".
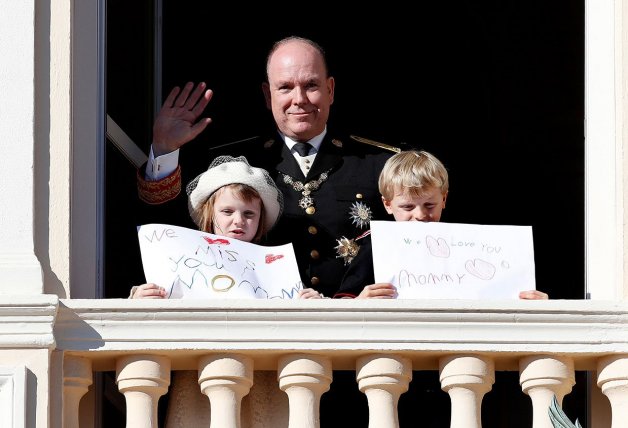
[{"x1": 137, "y1": 36, "x2": 398, "y2": 299}]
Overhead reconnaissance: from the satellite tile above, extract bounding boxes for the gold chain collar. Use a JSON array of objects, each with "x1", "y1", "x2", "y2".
[{"x1": 280, "y1": 169, "x2": 332, "y2": 212}]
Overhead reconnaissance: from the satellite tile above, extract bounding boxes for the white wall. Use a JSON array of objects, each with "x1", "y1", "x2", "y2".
[{"x1": 0, "y1": 0, "x2": 43, "y2": 295}]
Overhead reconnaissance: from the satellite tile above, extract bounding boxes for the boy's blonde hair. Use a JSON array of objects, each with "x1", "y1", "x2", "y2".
[{"x1": 378, "y1": 150, "x2": 449, "y2": 200}]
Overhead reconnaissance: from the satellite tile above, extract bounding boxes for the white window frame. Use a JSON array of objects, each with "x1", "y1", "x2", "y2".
[
  {"x1": 585, "y1": 0, "x2": 623, "y2": 299},
  {"x1": 71, "y1": 0, "x2": 106, "y2": 298},
  {"x1": 70, "y1": 1, "x2": 623, "y2": 300}
]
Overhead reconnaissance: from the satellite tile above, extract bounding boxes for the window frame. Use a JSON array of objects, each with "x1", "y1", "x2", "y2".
[{"x1": 70, "y1": 0, "x2": 623, "y2": 300}]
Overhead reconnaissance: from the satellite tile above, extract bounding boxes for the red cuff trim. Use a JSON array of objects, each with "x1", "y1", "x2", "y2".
[
  {"x1": 137, "y1": 165, "x2": 182, "y2": 204},
  {"x1": 333, "y1": 293, "x2": 357, "y2": 299}
]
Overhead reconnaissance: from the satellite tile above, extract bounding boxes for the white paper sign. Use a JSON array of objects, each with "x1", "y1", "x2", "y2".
[
  {"x1": 137, "y1": 224, "x2": 303, "y2": 299},
  {"x1": 371, "y1": 221, "x2": 535, "y2": 299}
]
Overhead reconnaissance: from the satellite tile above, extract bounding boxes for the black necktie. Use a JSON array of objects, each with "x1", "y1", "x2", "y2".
[{"x1": 293, "y1": 142, "x2": 312, "y2": 157}]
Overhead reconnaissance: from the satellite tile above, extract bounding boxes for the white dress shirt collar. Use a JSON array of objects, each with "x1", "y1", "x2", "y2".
[
  {"x1": 279, "y1": 128, "x2": 326, "y2": 177},
  {"x1": 281, "y1": 127, "x2": 327, "y2": 154}
]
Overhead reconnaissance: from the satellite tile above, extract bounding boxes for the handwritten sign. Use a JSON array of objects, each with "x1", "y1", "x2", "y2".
[
  {"x1": 137, "y1": 224, "x2": 303, "y2": 299},
  {"x1": 370, "y1": 221, "x2": 535, "y2": 299}
]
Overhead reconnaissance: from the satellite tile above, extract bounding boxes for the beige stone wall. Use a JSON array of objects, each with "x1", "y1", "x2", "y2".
[
  {"x1": 622, "y1": 0, "x2": 628, "y2": 300},
  {"x1": 0, "y1": 349, "x2": 51, "y2": 427},
  {"x1": 42, "y1": 0, "x2": 72, "y2": 298}
]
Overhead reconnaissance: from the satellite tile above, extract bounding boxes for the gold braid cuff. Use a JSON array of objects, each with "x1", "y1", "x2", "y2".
[{"x1": 137, "y1": 165, "x2": 182, "y2": 204}]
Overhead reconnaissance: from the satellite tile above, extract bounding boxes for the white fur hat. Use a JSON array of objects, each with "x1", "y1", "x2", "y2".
[{"x1": 186, "y1": 156, "x2": 283, "y2": 231}]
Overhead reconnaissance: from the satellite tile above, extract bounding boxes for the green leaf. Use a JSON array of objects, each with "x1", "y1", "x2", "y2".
[{"x1": 548, "y1": 395, "x2": 581, "y2": 428}]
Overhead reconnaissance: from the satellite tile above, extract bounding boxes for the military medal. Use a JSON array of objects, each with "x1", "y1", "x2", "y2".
[
  {"x1": 335, "y1": 230, "x2": 371, "y2": 265},
  {"x1": 349, "y1": 201, "x2": 372, "y2": 229},
  {"x1": 334, "y1": 236, "x2": 360, "y2": 265},
  {"x1": 281, "y1": 169, "x2": 331, "y2": 212},
  {"x1": 335, "y1": 200, "x2": 373, "y2": 264}
]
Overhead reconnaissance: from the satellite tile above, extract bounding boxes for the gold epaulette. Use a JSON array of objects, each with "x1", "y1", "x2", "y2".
[
  {"x1": 350, "y1": 135, "x2": 401, "y2": 153},
  {"x1": 209, "y1": 136, "x2": 261, "y2": 151}
]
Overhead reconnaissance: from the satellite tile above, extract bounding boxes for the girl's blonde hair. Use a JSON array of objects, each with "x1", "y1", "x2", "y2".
[{"x1": 197, "y1": 183, "x2": 269, "y2": 243}]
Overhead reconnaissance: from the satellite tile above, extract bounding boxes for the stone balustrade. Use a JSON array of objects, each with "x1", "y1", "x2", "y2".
[{"x1": 16, "y1": 298, "x2": 628, "y2": 427}]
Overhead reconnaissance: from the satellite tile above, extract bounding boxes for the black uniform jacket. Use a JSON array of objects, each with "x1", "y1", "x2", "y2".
[
  {"x1": 335, "y1": 234, "x2": 375, "y2": 298},
  {"x1": 138, "y1": 131, "x2": 395, "y2": 297}
]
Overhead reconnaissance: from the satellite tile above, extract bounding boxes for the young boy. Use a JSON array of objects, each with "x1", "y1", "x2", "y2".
[{"x1": 334, "y1": 150, "x2": 547, "y2": 300}]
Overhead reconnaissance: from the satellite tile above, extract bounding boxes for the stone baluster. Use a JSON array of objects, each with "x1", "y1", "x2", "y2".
[
  {"x1": 278, "y1": 354, "x2": 332, "y2": 428},
  {"x1": 63, "y1": 356, "x2": 93, "y2": 428},
  {"x1": 356, "y1": 354, "x2": 411, "y2": 428},
  {"x1": 116, "y1": 355, "x2": 171, "y2": 428},
  {"x1": 198, "y1": 354, "x2": 253, "y2": 428},
  {"x1": 598, "y1": 355, "x2": 628, "y2": 428},
  {"x1": 440, "y1": 354, "x2": 495, "y2": 428},
  {"x1": 519, "y1": 355, "x2": 575, "y2": 428}
]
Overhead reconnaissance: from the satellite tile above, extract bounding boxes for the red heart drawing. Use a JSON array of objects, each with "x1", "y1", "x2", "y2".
[
  {"x1": 265, "y1": 254, "x2": 284, "y2": 264},
  {"x1": 203, "y1": 237, "x2": 230, "y2": 245}
]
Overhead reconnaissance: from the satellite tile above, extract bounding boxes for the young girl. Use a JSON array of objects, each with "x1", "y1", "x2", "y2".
[
  {"x1": 131, "y1": 155, "x2": 285, "y2": 427},
  {"x1": 131, "y1": 154, "x2": 283, "y2": 297}
]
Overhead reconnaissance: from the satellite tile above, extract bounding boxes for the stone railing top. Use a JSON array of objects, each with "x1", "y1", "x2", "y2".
[
  {"x1": 0, "y1": 294, "x2": 58, "y2": 349},
  {"x1": 51, "y1": 298, "x2": 628, "y2": 370}
]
